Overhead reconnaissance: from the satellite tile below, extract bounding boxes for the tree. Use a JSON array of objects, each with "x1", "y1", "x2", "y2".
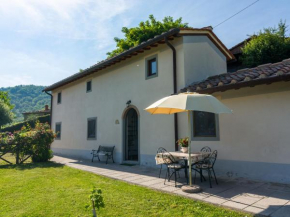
[
  {"x1": 0, "y1": 85, "x2": 50, "y2": 122},
  {"x1": 0, "y1": 100, "x2": 14, "y2": 128},
  {"x1": 0, "y1": 91, "x2": 14, "y2": 110},
  {"x1": 241, "y1": 20, "x2": 290, "y2": 67},
  {"x1": 106, "y1": 15, "x2": 189, "y2": 58}
]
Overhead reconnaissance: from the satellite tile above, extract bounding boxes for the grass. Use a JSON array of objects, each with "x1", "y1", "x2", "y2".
[{"x1": 0, "y1": 157, "x2": 250, "y2": 217}]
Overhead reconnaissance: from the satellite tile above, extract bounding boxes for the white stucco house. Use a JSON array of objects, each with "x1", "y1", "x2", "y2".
[{"x1": 44, "y1": 27, "x2": 290, "y2": 184}]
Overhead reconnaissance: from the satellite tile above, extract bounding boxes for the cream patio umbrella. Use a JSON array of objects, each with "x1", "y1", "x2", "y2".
[{"x1": 145, "y1": 92, "x2": 232, "y2": 192}]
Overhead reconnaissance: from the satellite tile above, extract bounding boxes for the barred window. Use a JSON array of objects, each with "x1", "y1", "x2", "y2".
[
  {"x1": 87, "y1": 118, "x2": 97, "y2": 139},
  {"x1": 55, "y1": 123, "x2": 61, "y2": 140}
]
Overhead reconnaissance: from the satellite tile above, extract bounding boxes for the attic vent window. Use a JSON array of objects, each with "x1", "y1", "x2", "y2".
[
  {"x1": 86, "y1": 80, "x2": 92, "y2": 92},
  {"x1": 57, "y1": 92, "x2": 62, "y2": 104},
  {"x1": 145, "y1": 55, "x2": 158, "y2": 79}
]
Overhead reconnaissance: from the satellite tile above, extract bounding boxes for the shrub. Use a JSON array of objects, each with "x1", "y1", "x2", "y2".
[
  {"x1": 0, "y1": 121, "x2": 55, "y2": 163},
  {"x1": 31, "y1": 122, "x2": 55, "y2": 162}
]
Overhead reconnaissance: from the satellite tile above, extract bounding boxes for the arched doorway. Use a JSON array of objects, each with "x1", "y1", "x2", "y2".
[{"x1": 123, "y1": 107, "x2": 139, "y2": 162}]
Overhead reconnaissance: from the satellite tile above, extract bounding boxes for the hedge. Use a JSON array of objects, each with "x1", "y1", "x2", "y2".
[{"x1": 1, "y1": 115, "x2": 51, "y2": 133}]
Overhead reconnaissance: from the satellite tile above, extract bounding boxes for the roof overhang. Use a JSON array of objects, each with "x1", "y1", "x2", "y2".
[
  {"x1": 43, "y1": 28, "x2": 180, "y2": 92},
  {"x1": 178, "y1": 28, "x2": 235, "y2": 61},
  {"x1": 181, "y1": 59, "x2": 290, "y2": 94},
  {"x1": 43, "y1": 28, "x2": 234, "y2": 92},
  {"x1": 192, "y1": 74, "x2": 290, "y2": 94}
]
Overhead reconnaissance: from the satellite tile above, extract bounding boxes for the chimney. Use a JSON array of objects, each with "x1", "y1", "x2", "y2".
[{"x1": 45, "y1": 105, "x2": 49, "y2": 111}]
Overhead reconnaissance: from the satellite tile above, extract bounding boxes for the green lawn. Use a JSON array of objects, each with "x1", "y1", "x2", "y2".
[{"x1": 0, "y1": 159, "x2": 249, "y2": 217}]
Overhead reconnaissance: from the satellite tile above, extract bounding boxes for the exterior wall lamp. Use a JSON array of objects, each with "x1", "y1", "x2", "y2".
[{"x1": 126, "y1": 100, "x2": 131, "y2": 107}]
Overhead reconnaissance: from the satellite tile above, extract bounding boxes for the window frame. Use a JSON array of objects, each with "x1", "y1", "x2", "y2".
[
  {"x1": 57, "y1": 92, "x2": 62, "y2": 104},
  {"x1": 55, "y1": 122, "x2": 62, "y2": 140},
  {"x1": 191, "y1": 111, "x2": 220, "y2": 141},
  {"x1": 87, "y1": 117, "x2": 97, "y2": 140},
  {"x1": 145, "y1": 54, "x2": 158, "y2": 79},
  {"x1": 86, "y1": 80, "x2": 92, "y2": 93}
]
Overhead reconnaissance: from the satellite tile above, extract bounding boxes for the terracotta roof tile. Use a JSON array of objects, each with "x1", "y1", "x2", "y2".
[{"x1": 181, "y1": 59, "x2": 290, "y2": 94}]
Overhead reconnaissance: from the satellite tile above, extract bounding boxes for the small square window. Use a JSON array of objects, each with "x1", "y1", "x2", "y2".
[
  {"x1": 192, "y1": 111, "x2": 219, "y2": 141},
  {"x1": 148, "y1": 58, "x2": 157, "y2": 76},
  {"x1": 87, "y1": 118, "x2": 97, "y2": 139},
  {"x1": 86, "y1": 81, "x2": 92, "y2": 92},
  {"x1": 57, "y1": 92, "x2": 61, "y2": 104},
  {"x1": 55, "y1": 123, "x2": 61, "y2": 140},
  {"x1": 146, "y1": 55, "x2": 158, "y2": 79}
]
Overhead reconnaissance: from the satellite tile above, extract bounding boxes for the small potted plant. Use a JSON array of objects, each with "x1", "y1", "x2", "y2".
[{"x1": 177, "y1": 137, "x2": 189, "y2": 153}]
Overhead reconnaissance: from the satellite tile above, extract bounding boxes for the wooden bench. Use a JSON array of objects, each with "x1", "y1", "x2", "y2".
[{"x1": 91, "y1": 145, "x2": 115, "y2": 164}]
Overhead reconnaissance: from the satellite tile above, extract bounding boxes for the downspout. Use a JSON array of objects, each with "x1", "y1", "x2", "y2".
[
  {"x1": 44, "y1": 91, "x2": 53, "y2": 129},
  {"x1": 165, "y1": 37, "x2": 179, "y2": 151}
]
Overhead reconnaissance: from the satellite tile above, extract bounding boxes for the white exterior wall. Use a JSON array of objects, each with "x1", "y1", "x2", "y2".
[
  {"x1": 51, "y1": 35, "x2": 228, "y2": 166},
  {"x1": 49, "y1": 33, "x2": 290, "y2": 183},
  {"x1": 190, "y1": 82, "x2": 290, "y2": 183},
  {"x1": 183, "y1": 36, "x2": 227, "y2": 88},
  {"x1": 51, "y1": 38, "x2": 184, "y2": 166},
  {"x1": 178, "y1": 35, "x2": 227, "y2": 139}
]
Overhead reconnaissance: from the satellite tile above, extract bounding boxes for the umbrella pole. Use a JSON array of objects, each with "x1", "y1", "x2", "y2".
[
  {"x1": 187, "y1": 111, "x2": 192, "y2": 186},
  {"x1": 181, "y1": 111, "x2": 201, "y2": 193}
]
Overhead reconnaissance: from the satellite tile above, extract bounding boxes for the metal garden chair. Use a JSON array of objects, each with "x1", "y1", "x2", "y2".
[
  {"x1": 190, "y1": 146, "x2": 212, "y2": 183},
  {"x1": 200, "y1": 146, "x2": 212, "y2": 153},
  {"x1": 194, "y1": 150, "x2": 218, "y2": 188},
  {"x1": 157, "y1": 147, "x2": 167, "y2": 178},
  {"x1": 160, "y1": 149, "x2": 185, "y2": 187}
]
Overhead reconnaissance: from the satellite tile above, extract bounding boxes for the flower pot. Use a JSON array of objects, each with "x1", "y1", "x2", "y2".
[{"x1": 180, "y1": 147, "x2": 188, "y2": 153}]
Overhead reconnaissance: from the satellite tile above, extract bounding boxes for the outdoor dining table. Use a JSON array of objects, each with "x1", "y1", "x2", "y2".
[{"x1": 155, "y1": 151, "x2": 210, "y2": 184}]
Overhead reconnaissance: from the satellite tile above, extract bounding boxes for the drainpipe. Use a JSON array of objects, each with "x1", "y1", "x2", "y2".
[
  {"x1": 165, "y1": 37, "x2": 179, "y2": 151},
  {"x1": 44, "y1": 91, "x2": 53, "y2": 129}
]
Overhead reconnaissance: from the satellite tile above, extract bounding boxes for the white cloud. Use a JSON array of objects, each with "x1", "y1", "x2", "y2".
[
  {"x1": 0, "y1": 0, "x2": 137, "y2": 87},
  {"x1": 0, "y1": 0, "x2": 135, "y2": 40}
]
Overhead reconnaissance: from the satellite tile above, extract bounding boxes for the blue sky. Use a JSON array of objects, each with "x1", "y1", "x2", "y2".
[{"x1": 0, "y1": 0, "x2": 289, "y2": 88}]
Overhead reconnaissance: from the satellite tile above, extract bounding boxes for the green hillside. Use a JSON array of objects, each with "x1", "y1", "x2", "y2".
[{"x1": 0, "y1": 85, "x2": 50, "y2": 122}]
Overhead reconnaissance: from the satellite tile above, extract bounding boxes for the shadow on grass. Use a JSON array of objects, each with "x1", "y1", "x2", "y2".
[{"x1": 0, "y1": 161, "x2": 64, "y2": 170}]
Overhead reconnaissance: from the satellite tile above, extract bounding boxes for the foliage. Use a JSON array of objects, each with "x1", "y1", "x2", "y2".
[
  {"x1": 0, "y1": 85, "x2": 50, "y2": 122},
  {"x1": 0, "y1": 91, "x2": 14, "y2": 110},
  {"x1": 0, "y1": 122, "x2": 55, "y2": 163},
  {"x1": 177, "y1": 137, "x2": 189, "y2": 147},
  {"x1": 0, "y1": 132, "x2": 14, "y2": 145},
  {"x1": 1, "y1": 114, "x2": 50, "y2": 133},
  {"x1": 29, "y1": 122, "x2": 55, "y2": 162},
  {"x1": 0, "y1": 162, "x2": 248, "y2": 217},
  {"x1": 242, "y1": 20, "x2": 290, "y2": 67},
  {"x1": 25, "y1": 114, "x2": 41, "y2": 121},
  {"x1": 86, "y1": 187, "x2": 105, "y2": 215},
  {"x1": 106, "y1": 15, "x2": 189, "y2": 58},
  {"x1": 0, "y1": 100, "x2": 14, "y2": 128}
]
